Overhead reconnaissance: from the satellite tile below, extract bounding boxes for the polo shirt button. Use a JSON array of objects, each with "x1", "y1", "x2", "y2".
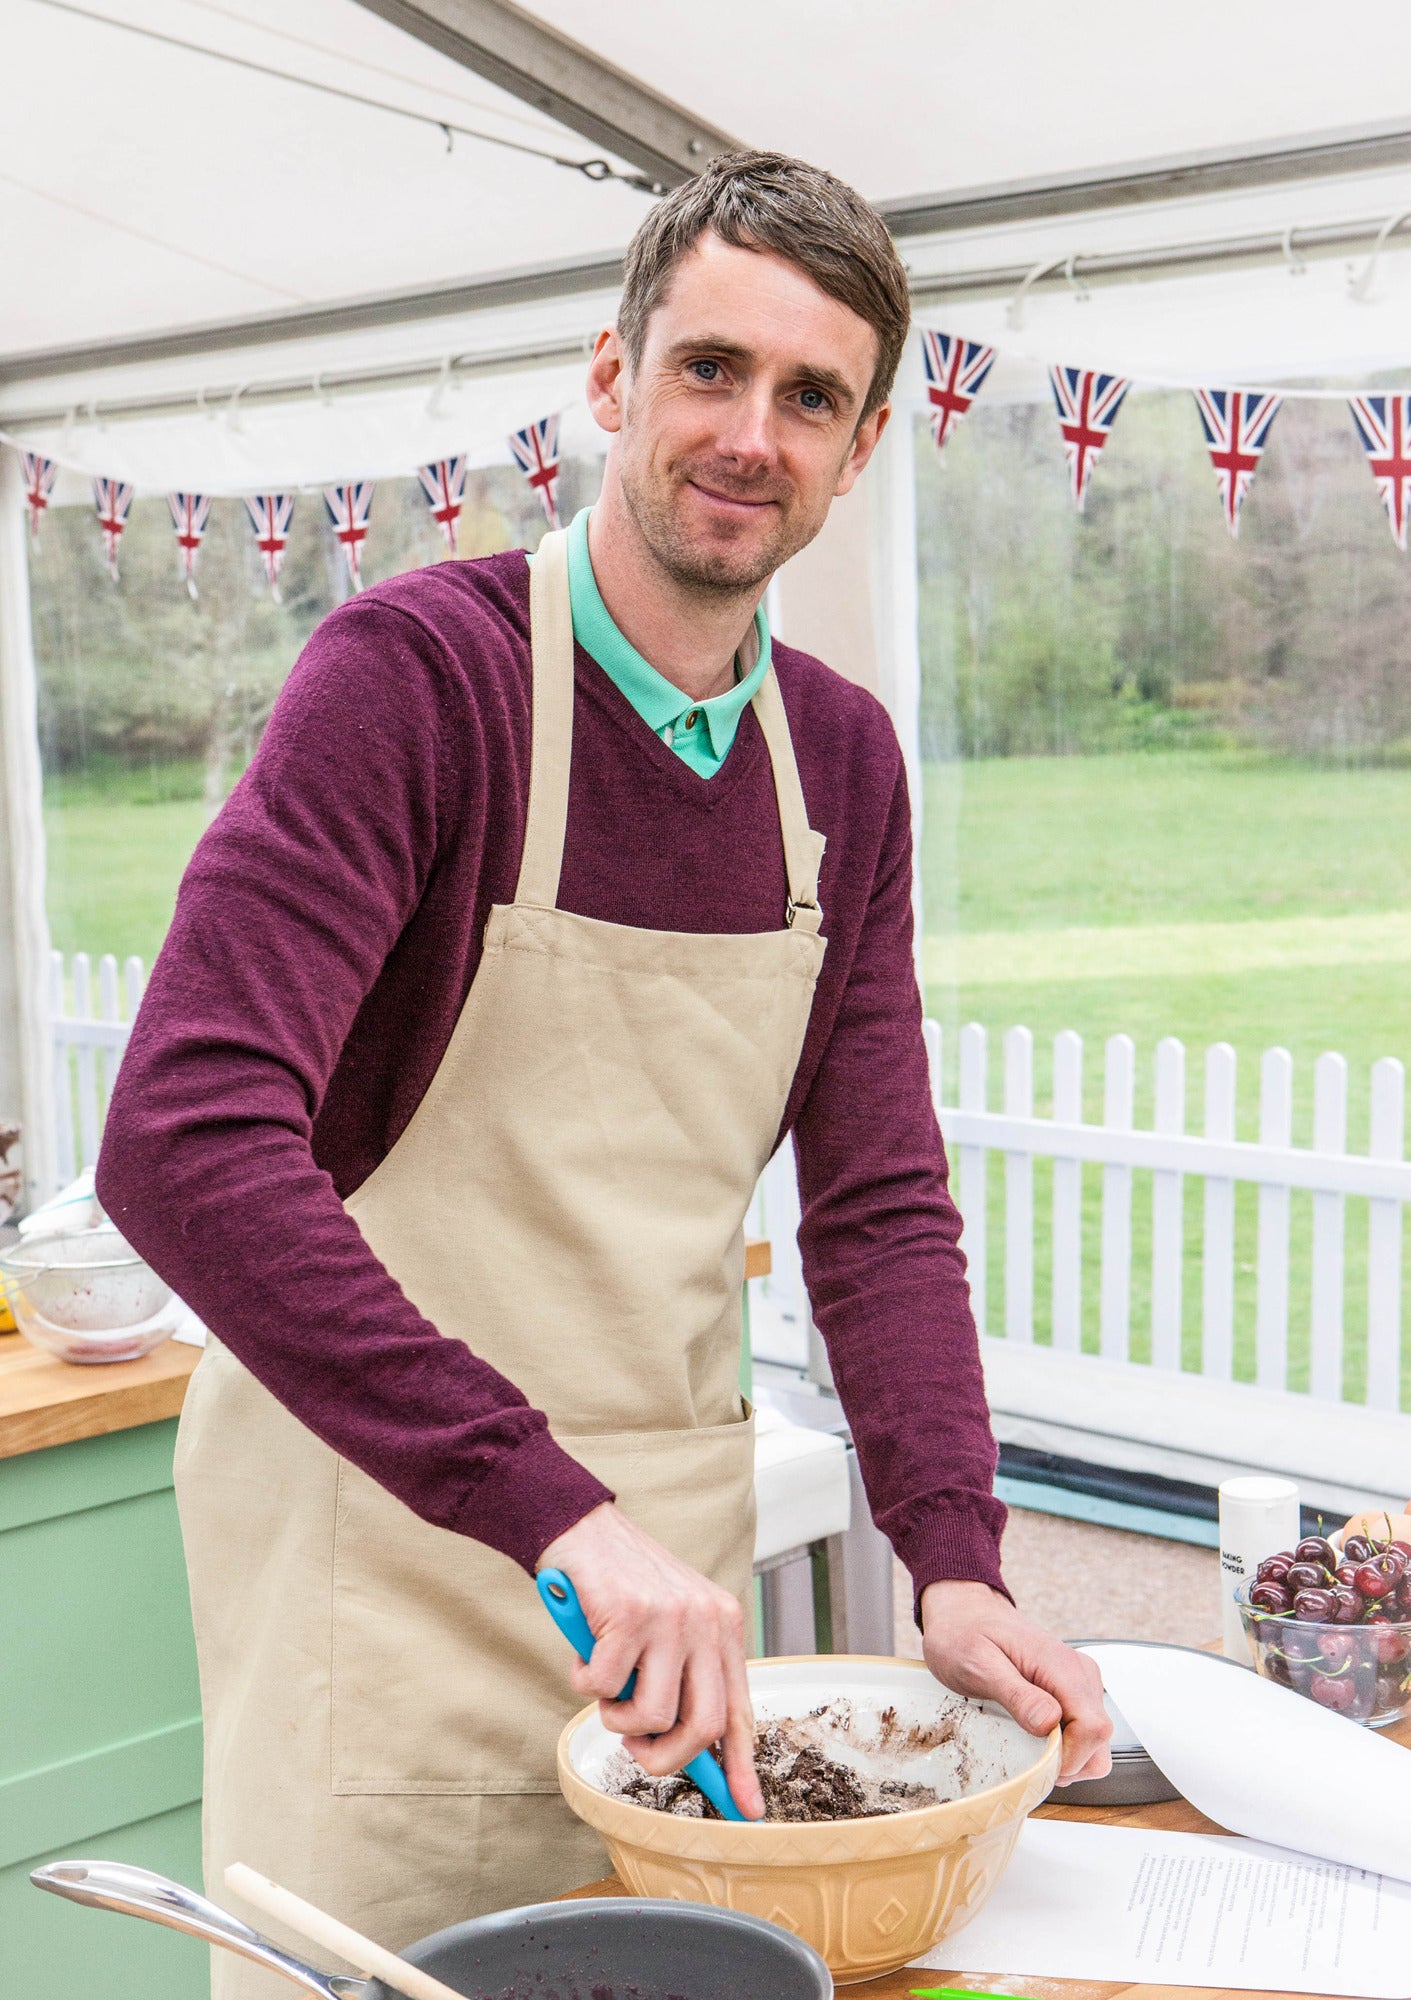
[{"x1": 684, "y1": 710, "x2": 699, "y2": 729}]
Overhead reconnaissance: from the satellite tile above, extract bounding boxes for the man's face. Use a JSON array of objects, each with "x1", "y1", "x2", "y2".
[{"x1": 588, "y1": 232, "x2": 889, "y2": 596}]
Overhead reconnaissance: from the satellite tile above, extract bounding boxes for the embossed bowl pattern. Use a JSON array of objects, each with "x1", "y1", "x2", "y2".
[{"x1": 557, "y1": 1653, "x2": 1060, "y2": 1984}]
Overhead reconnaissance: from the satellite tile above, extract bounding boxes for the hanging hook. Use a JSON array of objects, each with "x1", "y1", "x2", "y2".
[
  {"x1": 1280, "y1": 224, "x2": 1307, "y2": 278},
  {"x1": 1064, "y1": 251, "x2": 1091, "y2": 305},
  {"x1": 440, "y1": 121, "x2": 453, "y2": 154},
  {"x1": 1350, "y1": 211, "x2": 1411, "y2": 303},
  {"x1": 224, "y1": 383, "x2": 248, "y2": 433},
  {"x1": 1006, "y1": 254, "x2": 1069, "y2": 331},
  {"x1": 426, "y1": 354, "x2": 452, "y2": 419}
]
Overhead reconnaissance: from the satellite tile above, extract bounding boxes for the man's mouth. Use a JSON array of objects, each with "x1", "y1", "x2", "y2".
[{"x1": 686, "y1": 479, "x2": 780, "y2": 517}]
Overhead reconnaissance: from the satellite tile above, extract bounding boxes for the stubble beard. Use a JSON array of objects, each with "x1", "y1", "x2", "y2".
[{"x1": 619, "y1": 456, "x2": 822, "y2": 601}]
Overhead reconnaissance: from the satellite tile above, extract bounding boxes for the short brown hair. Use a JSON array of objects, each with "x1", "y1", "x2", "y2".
[{"x1": 617, "y1": 151, "x2": 910, "y2": 424}]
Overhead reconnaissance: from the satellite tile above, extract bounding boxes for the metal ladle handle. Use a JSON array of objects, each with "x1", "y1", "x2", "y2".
[{"x1": 30, "y1": 1859, "x2": 367, "y2": 2000}]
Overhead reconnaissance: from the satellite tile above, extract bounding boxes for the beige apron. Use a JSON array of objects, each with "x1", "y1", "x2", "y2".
[{"x1": 174, "y1": 529, "x2": 826, "y2": 1996}]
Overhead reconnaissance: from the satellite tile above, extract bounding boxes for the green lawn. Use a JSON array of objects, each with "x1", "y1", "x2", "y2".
[
  {"x1": 42, "y1": 746, "x2": 1411, "y2": 1406},
  {"x1": 44, "y1": 763, "x2": 211, "y2": 971},
  {"x1": 921, "y1": 750, "x2": 1411, "y2": 1404}
]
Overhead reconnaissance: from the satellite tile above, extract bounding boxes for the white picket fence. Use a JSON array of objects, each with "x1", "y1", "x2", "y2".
[
  {"x1": 49, "y1": 951, "x2": 1411, "y2": 1415},
  {"x1": 926, "y1": 1022, "x2": 1410, "y2": 1413},
  {"x1": 50, "y1": 950, "x2": 146, "y2": 1183}
]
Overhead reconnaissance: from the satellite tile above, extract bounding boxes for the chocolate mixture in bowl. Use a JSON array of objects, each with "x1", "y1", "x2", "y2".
[{"x1": 606, "y1": 1711, "x2": 947, "y2": 1823}]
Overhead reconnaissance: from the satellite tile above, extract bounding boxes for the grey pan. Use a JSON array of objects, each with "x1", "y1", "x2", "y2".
[
  {"x1": 32, "y1": 1859, "x2": 833, "y2": 2000},
  {"x1": 1050, "y1": 1639, "x2": 1244, "y2": 1807}
]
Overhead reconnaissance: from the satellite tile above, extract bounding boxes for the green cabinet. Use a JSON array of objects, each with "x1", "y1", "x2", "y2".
[{"x1": 1, "y1": 1420, "x2": 206, "y2": 1999}]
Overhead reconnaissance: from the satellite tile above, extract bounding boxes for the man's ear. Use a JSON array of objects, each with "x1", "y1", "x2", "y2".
[
  {"x1": 586, "y1": 326, "x2": 628, "y2": 435},
  {"x1": 834, "y1": 401, "x2": 891, "y2": 498}
]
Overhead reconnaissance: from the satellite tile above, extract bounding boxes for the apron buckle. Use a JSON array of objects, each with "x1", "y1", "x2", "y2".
[{"x1": 785, "y1": 895, "x2": 821, "y2": 930}]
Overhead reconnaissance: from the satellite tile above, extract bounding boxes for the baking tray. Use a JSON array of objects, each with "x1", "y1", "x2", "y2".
[{"x1": 1049, "y1": 1639, "x2": 1243, "y2": 1807}]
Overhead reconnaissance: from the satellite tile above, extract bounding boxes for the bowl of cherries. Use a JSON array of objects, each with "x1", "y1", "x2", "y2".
[{"x1": 1239, "y1": 1524, "x2": 1411, "y2": 1726}]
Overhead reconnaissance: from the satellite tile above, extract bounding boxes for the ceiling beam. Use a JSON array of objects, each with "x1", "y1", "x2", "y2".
[
  {"x1": 349, "y1": 0, "x2": 742, "y2": 191},
  {"x1": 0, "y1": 251, "x2": 626, "y2": 389},
  {"x1": 877, "y1": 116, "x2": 1411, "y2": 238},
  {"x1": 8, "y1": 116, "x2": 1411, "y2": 387}
]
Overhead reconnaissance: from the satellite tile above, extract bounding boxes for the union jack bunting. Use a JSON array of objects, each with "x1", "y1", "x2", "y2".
[
  {"x1": 920, "y1": 329, "x2": 996, "y2": 453},
  {"x1": 1048, "y1": 366, "x2": 1130, "y2": 511},
  {"x1": 1193, "y1": 390, "x2": 1282, "y2": 538},
  {"x1": 323, "y1": 481, "x2": 374, "y2": 590},
  {"x1": 1348, "y1": 395, "x2": 1411, "y2": 551},
  {"x1": 417, "y1": 455, "x2": 467, "y2": 553},
  {"x1": 243, "y1": 493, "x2": 294, "y2": 601},
  {"x1": 167, "y1": 492, "x2": 211, "y2": 597},
  {"x1": 21, "y1": 452, "x2": 58, "y2": 541},
  {"x1": 508, "y1": 414, "x2": 561, "y2": 527},
  {"x1": 91, "y1": 476, "x2": 134, "y2": 583}
]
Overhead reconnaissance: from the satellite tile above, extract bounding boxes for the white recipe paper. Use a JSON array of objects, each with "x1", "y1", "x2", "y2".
[
  {"x1": 1087, "y1": 1642, "x2": 1411, "y2": 1881},
  {"x1": 914, "y1": 1818, "x2": 1411, "y2": 1996}
]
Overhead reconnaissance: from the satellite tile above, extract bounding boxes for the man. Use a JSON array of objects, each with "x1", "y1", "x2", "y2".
[{"x1": 98, "y1": 151, "x2": 1109, "y2": 1990}]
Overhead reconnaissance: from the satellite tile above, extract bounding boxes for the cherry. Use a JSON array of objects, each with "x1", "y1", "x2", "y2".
[
  {"x1": 1334, "y1": 1563, "x2": 1361, "y2": 1590},
  {"x1": 1368, "y1": 1624, "x2": 1411, "y2": 1666},
  {"x1": 1287, "y1": 1561, "x2": 1331, "y2": 1592},
  {"x1": 1293, "y1": 1587, "x2": 1338, "y2": 1622},
  {"x1": 1310, "y1": 1672, "x2": 1359, "y2": 1713},
  {"x1": 1389, "y1": 1539, "x2": 1411, "y2": 1563},
  {"x1": 1297, "y1": 1536, "x2": 1338, "y2": 1569},
  {"x1": 1250, "y1": 1581, "x2": 1292, "y2": 1615},
  {"x1": 1317, "y1": 1628, "x2": 1359, "y2": 1667},
  {"x1": 1331, "y1": 1586, "x2": 1362, "y2": 1624},
  {"x1": 1344, "y1": 1534, "x2": 1376, "y2": 1564},
  {"x1": 1355, "y1": 1557, "x2": 1401, "y2": 1599},
  {"x1": 1257, "y1": 1555, "x2": 1294, "y2": 1585}
]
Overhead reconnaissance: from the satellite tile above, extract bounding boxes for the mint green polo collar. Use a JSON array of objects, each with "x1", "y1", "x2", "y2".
[{"x1": 565, "y1": 506, "x2": 770, "y2": 775}]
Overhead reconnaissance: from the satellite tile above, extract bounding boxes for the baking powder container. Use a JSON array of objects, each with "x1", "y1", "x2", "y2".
[{"x1": 1219, "y1": 1474, "x2": 1300, "y2": 1663}]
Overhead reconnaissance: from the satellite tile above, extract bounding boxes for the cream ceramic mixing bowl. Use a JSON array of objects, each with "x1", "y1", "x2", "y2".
[{"x1": 557, "y1": 1653, "x2": 1060, "y2": 1985}]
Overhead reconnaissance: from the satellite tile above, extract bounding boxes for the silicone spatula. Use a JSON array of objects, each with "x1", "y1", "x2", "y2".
[{"x1": 536, "y1": 1567, "x2": 747, "y2": 1823}]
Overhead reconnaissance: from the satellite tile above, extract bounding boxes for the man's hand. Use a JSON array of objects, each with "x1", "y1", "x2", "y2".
[
  {"x1": 920, "y1": 1580, "x2": 1112, "y2": 1784},
  {"x1": 538, "y1": 1502, "x2": 765, "y2": 1819}
]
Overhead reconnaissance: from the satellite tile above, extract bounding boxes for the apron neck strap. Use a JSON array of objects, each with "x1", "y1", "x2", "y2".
[
  {"x1": 515, "y1": 528, "x2": 575, "y2": 909},
  {"x1": 515, "y1": 527, "x2": 825, "y2": 933},
  {"x1": 748, "y1": 670, "x2": 825, "y2": 934}
]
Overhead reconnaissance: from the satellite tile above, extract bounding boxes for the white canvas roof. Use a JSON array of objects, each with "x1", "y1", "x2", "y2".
[
  {"x1": 8, "y1": 0, "x2": 1411, "y2": 360},
  {"x1": 7, "y1": 0, "x2": 1411, "y2": 491}
]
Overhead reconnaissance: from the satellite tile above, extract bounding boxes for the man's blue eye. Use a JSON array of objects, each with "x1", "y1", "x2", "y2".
[
  {"x1": 693, "y1": 359, "x2": 720, "y2": 380},
  {"x1": 800, "y1": 388, "x2": 828, "y2": 411}
]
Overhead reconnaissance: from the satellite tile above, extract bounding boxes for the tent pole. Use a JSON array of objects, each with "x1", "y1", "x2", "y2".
[
  {"x1": 0, "y1": 449, "x2": 56, "y2": 1207},
  {"x1": 350, "y1": 0, "x2": 739, "y2": 189},
  {"x1": 867, "y1": 405, "x2": 925, "y2": 994}
]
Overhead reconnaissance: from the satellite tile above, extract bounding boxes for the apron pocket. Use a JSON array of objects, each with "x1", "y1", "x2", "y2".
[{"x1": 329, "y1": 1410, "x2": 756, "y2": 1795}]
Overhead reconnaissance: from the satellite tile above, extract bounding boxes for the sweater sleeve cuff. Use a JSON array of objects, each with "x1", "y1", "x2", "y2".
[
  {"x1": 448, "y1": 1427, "x2": 615, "y2": 1575},
  {"x1": 891, "y1": 1505, "x2": 1011, "y2": 1617}
]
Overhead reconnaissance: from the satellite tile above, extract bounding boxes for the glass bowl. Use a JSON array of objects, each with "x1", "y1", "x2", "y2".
[
  {"x1": 0, "y1": 1223, "x2": 173, "y2": 1364},
  {"x1": 1238, "y1": 1585, "x2": 1411, "y2": 1727}
]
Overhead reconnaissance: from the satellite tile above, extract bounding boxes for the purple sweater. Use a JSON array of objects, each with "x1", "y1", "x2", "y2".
[{"x1": 97, "y1": 551, "x2": 1006, "y2": 1598}]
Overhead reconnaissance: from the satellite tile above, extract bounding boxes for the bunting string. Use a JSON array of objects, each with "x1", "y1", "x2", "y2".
[{"x1": 13, "y1": 329, "x2": 1411, "y2": 583}]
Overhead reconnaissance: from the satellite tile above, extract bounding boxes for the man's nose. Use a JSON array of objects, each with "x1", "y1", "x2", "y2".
[{"x1": 714, "y1": 388, "x2": 777, "y2": 467}]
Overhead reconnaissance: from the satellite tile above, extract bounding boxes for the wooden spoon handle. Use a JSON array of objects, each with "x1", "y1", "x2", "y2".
[{"x1": 225, "y1": 1864, "x2": 469, "y2": 2000}]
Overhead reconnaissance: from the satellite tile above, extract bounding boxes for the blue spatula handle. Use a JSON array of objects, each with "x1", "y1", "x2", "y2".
[{"x1": 536, "y1": 1568, "x2": 746, "y2": 1822}]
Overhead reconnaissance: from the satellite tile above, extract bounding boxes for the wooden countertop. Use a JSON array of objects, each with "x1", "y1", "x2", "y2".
[
  {"x1": 0, "y1": 1328, "x2": 200, "y2": 1460},
  {"x1": 571, "y1": 1705, "x2": 1411, "y2": 2000},
  {"x1": 0, "y1": 1237, "x2": 773, "y2": 1460}
]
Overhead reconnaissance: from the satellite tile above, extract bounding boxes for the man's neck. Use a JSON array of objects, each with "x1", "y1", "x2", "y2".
[{"x1": 586, "y1": 483, "x2": 763, "y2": 704}]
